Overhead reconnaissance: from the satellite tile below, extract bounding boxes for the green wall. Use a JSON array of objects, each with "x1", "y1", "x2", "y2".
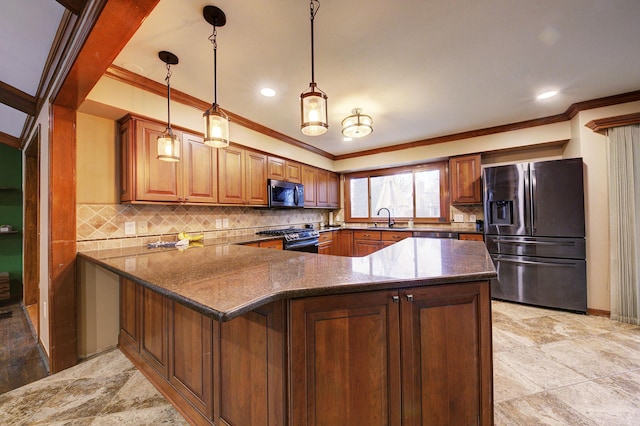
[{"x1": 0, "y1": 143, "x2": 23, "y2": 302}]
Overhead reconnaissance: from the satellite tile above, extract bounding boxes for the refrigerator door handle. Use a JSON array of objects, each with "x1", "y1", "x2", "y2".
[
  {"x1": 496, "y1": 257, "x2": 578, "y2": 268},
  {"x1": 493, "y1": 239, "x2": 578, "y2": 247}
]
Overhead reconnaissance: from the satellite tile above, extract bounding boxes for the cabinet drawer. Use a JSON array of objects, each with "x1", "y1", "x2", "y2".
[
  {"x1": 381, "y1": 231, "x2": 410, "y2": 242},
  {"x1": 459, "y1": 233, "x2": 484, "y2": 242},
  {"x1": 353, "y1": 230, "x2": 381, "y2": 240},
  {"x1": 318, "y1": 232, "x2": 333, "y2": 243},
  {"x1": 260, "y1": 239, "x2": 284, "y2": 250}
]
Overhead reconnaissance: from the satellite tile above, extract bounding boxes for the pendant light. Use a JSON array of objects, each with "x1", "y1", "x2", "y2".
[
  {"x1": 157, "y1": 51, "x2": 180, "y2": 162},
  {"x1": 300, "y1": 0, "x2": 328, "y2": 136},
  {"x1": 341, "y1": 108, "x2": 373, "y2": 138},
  {"x1": 202, "y1": 5, "x2": 229, "y2": 148}
]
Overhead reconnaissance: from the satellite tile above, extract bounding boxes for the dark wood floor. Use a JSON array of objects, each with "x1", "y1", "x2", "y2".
[{"x1": 0, "y1": 302, "x2": 48, "y2": 394}]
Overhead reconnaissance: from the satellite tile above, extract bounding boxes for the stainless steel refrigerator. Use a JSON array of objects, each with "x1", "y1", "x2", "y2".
[{"x1": 483, "y1": 158, "x2": 587, "y2": 313}]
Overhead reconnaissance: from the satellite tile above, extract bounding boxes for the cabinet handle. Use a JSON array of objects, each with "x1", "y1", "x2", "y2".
[
  {"x1": 392, "y1": 296, "x2": 399, "y2": 303},
  {"x1": 406, "y1": 294, "x2": 414, "y2": 302}
]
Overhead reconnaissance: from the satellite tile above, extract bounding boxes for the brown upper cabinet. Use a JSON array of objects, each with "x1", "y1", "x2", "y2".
[
  {"x1": 267, "y1": 156, "x2": 302, "y2": 183},
  {"x1": 218, "y1": 145, "x2": 268, "y2": 206},
  {"x1": 302, "y1": 165, "x2": 317, "y2": 207},
  {"x1": 119, "y1": 115, "x2": 217, "y2": 204},
  {"x1": 303, "y1": 165, "x2": 340, "y2": 208},
  {"x1": 450, "y1": 154, "x2": 482, "y2": 204},
  {"x1": 119, "y1": 114, "x2": 337, "y2": 208}
]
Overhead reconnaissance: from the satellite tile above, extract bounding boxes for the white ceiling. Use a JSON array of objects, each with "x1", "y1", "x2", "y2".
[{"x1": 2, "y1": 0, "x2": 640, "y2": 156}]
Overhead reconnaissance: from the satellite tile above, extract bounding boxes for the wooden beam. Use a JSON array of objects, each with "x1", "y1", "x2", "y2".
[
  {"x1": 0, "y1": 80, "x2": 37, "y2": 115},
  {"x1": 0, "y1": 131, "x2": 22, "y2": 150},
  {"x1": 54, "y1": 0, "x2": 161, "y2": 110},
  {"x1": 55, "y1": 0, "x2": 86, "y2": 15}
]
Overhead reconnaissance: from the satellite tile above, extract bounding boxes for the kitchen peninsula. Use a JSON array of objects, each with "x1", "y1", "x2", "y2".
[{"x1": 78, "y1": 237, "x2": 496, "y2": 425}]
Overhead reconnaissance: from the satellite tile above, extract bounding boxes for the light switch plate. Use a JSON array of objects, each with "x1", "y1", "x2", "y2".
[
  {"x1": 454, "y1": 214, "x2": 464, "y2": 223},
  {"x1": 124, "y1": 221, "x2": 136, "y2": 235},
  {"x1": 215, "y1": 219, "x2": 222, "y2": 228},
  {"x1": 469, "y1": 214, "x2": 477, "y2": 223},
  {"x1": 223, "y1": 218, "x2": 229, "y2": 228}
]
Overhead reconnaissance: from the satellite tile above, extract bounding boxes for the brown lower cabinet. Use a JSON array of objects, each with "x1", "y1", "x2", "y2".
[{"x1": 119, "y1": 278, "x2": 492, "y2": 425}]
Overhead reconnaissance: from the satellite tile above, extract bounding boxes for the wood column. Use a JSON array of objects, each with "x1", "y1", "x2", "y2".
[{"x1": 48, "y1": 104, "x2": 77, "y2": 372}]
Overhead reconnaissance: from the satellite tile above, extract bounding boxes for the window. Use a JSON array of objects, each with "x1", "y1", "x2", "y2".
[{"x1": 345, "y1": 161, "x2": 449, "y2": 223}]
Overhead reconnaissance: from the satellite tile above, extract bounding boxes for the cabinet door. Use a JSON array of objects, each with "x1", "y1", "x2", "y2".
[
  {"x1": 245, "y1": 150, "x2": 268, "y2": 205},
  {"x1": 334, "y1": 230, "x2": 353, "y2": 256},
  {"x1": 220, "y1": 301, "x2": 286, "y2": 426},
  {"x1": 285, "y1": 161, "x2": 302, "y2": 183},
  {"x1": 328, "y1": 172, "x2": 340, "y2": 207},
  {"x1": 450, "y1": 154, "x2": 482, "y2": 204},
  {"x1": 302, "y1": 165, "x2": 317, "y2": 206},
  {"x1": 141, "y1": 286, "x2": 169, "y2": 378},
  {"x1": 218, "y1": 145, "x2": 245, "y2": 204},
  {"x1": 259, "y1": 239, "x2": 283, "y2": 250},
  {"x1": 400, "y1": 282, "x2": 493, "y2": 425},
  {"x1": 353, "y1": 239, "x2": 383, "y2": 256},
  {"x1": 318, "y1": 242, "x2": 332, "y2": 255},
  {"x1": 182, "y1": 132, "x2": 217, "y2": 203},
  {"x1": 290, "y1": 291, "x2": 401, "y2": 426},
  {"x1": 134, "y1": 119, "x2": 182, "y2": 202},
  {"x1": 267, "y1": 156, "x2": 286, "y2": 181},
  {"x1": 119, "y1": 278, "x2": 139, "y2": 351},
  {"x1": 169, "y1": 301, "x2": 214, "y2": 420},
  {"x1": 316, "y1": 169, "x2": 330, "y2": 207}
]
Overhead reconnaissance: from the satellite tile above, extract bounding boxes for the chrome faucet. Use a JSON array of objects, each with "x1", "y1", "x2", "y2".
[{"x1": 376, "y1": 207, "x2": 395, "y2": 228}]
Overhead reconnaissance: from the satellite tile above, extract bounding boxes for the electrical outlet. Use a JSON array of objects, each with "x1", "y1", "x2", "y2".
[
  {"x1": 124, "y1": 221, "x2": 136, "y2": 235},
  {"x1": 454, "y1": 214, "x2": 464, "y2": 223},
  {"x1": 137, "y1": 221, "x2": 148, "y2": 233},
  {"x1": 215, "y1": 219, "x2": 222, "y2": 228},
  {"x1": 223, "y1": 218, "x2": 229, "y2": 228},
  {"x1": 469, "y1": 214, "x2": 477, "y2": 223}
]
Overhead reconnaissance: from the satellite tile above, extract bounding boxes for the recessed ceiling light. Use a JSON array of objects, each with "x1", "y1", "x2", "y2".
[
  {"x1": 537, "y1": 90, "x2": 558, "y2": 100},
  {"x1": 260, "y1": 88, "x2": 276, "y2": 97}
]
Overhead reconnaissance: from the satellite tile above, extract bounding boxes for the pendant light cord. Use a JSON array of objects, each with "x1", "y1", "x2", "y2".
[
  {"x1": 165, "y1": 62, "x2": 173, "y2": 134},
  {"x1": 209, "y1": 26, "x2": 218, "y2": 107},
  {"x1": 310, "y1": 0, "x2": 320, "y2": 85}
]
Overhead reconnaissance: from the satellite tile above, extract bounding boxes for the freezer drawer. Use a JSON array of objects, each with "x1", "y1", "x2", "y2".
[
  {"x1": 490, "y1": 254, "x2": 587, "y2": 313},
  {"x1": 486, "y1": 235, "x2": 585, "y2": 259}
]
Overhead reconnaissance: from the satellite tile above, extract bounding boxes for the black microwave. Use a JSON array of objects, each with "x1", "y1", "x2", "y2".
[{"x1": 268, "y1": 179, "x2": 304, "y2": 208}]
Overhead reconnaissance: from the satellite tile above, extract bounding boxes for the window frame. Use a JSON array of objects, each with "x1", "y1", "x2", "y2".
[{"x1": 344, "y1": 161, "x2": 450, "y2": 224}]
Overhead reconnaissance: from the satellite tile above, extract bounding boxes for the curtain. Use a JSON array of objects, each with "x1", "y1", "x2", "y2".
[{"x1": 608, "y1": 124, "x2": 640, "y2": 325}]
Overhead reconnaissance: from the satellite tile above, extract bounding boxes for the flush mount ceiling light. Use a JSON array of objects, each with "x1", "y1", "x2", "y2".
[
  {"x1": 537, "y1": 90, "x2": 558, "y2": 100},
  {"x1": 341, "y1": 108, "x2": 373, "y2": 139},
  {"x1": 261, "y1": 87, "x2": 276, "y2": 97},
  {"x1": 157, "y1": 51, "x2": 180, "y2": 162},
  {"x1": 202, "y1": 5, "x2": 229, "y2": 148},
  {"x1": 300, "y1": 0, "x2": 328, "y2": 136}
]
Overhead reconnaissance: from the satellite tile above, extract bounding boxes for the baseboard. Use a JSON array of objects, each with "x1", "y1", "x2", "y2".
[{"x1": 587, "y1": 308, "x2": 610, "y2": 317}]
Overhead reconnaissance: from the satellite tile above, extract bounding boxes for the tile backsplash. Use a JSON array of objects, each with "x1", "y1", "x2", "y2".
[{"x1": 76, "y1": 203, "x2": 328, "y2": 251}]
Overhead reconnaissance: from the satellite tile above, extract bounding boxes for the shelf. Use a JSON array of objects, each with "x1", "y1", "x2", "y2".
[{"x1": 0, "y1": 231, "x2": 20, "y2": 235}]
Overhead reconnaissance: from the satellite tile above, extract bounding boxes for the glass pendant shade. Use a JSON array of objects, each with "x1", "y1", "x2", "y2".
[
  {"x1": 301, "y1": 84, "x2": 328, "y2": 136},
  {"x1": 157, "y1": 131, "x2": 180, "y2": 162},
  {"x1": 157, "y1": 50, "x2": 180, "y2": 162},
  {"x1": 341, "y1": 108, "x2": 373, "y2": 138},
  {"x1": 203, "y1": 105, "x2": 229, "y2": 148}
]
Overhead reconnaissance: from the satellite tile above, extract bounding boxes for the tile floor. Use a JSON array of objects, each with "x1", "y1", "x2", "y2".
[
  {"x1": 1, "y1": 300, "x2": 639, "y2": 425},
  {"x1": 0, "y1": 302, "x2": 48, "y2": 394}
]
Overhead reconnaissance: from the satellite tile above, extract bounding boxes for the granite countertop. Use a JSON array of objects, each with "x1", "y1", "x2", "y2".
[{"x1": 78, "y1": 237, "x2": 495, "y2": 322}]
